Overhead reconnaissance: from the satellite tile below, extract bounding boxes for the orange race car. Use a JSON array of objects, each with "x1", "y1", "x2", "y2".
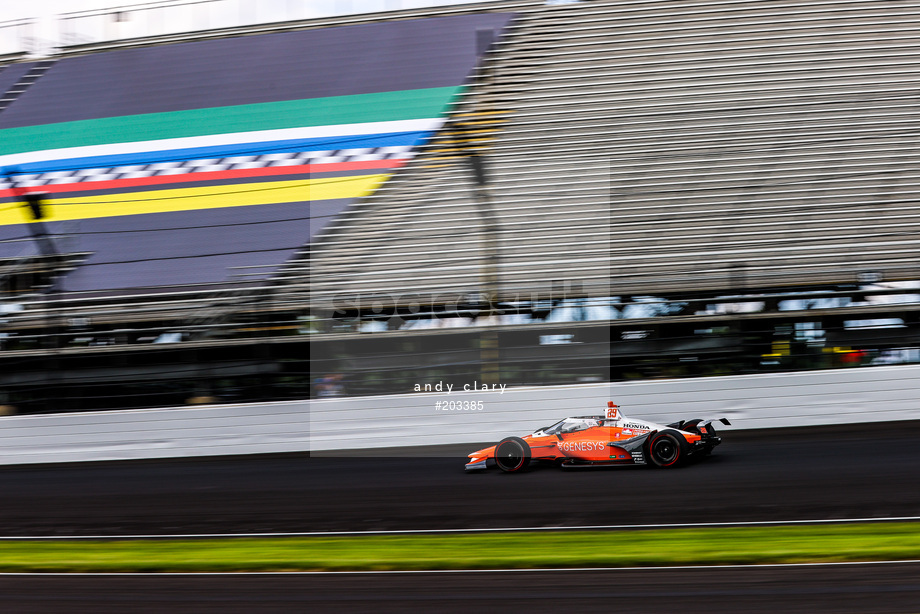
[{"x1": 466, "y1": 402, "x2": 730, "y2": 472}]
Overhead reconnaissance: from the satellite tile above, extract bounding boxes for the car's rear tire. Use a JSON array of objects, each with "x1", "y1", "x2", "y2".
[
  {"x1": 494, "y1": 437, "x2": 531, "y2": 473},
  {"x1": 646, "y1": 430, "x2": 688, "y2": 468}
]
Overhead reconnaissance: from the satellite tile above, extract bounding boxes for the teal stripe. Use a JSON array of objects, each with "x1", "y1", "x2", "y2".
[{"x1": 0, "y1": 86, "x2": 463, "y2": 156}]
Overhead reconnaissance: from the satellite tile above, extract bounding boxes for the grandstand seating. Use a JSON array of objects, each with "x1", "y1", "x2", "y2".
[
  {"x1": 4, "y1": 0, "x2": 916, "y2": 313},
  {"x1": 306, "y1": 0, "x2": 920, "y2": 308},
  {"x1": 2, "y1": 0, "x2": 920, "y2": 410},
  {"x1": 0, "y1": 12, "x2": 513, "y2": 295}
]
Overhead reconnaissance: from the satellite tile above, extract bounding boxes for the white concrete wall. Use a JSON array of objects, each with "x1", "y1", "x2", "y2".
[
  {"x1": 0, "y1": 402, "x2": 309, "y2": 465},
  {"x1": 309, "y1": 365, "x2": 920, "y2": 451},
  {"x1": 2, "y1": 365, "x2": 919, "y2": 464}
]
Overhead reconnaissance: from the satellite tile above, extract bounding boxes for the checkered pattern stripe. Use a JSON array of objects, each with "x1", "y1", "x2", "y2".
[{"x1": 12, "y1": 146, "x2": 414, "y2": 187}]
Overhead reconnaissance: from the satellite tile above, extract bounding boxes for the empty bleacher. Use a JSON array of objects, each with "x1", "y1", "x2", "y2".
[
  {"x1": 6, "y1": 0, "x2": 914, "y2": 319},
  {"x1": 306, "y1": 0, "x2": 920, "y2": 307},
  {"x1": 0, "y1": 11, "x2": 513, "y2": 301}
]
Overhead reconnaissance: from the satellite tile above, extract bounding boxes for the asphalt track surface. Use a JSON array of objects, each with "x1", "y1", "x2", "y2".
[
  {"x1": 1, "y1": 563, "x2": 919, "y2": 613},
  {"x1": 2, "y1": 421, "x2": 920, "y2": 612},
  {"x1": 1, "y1": 421, "x2": 920, "y2": 535}
]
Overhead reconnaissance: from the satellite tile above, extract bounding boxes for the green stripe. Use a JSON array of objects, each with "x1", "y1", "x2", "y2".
[
  {"x1": 0, "y1": 86, "x2": 463, "y2": 156},
  {"x1": 2, "y1": 523, "x2": 920, "y2": 572}
]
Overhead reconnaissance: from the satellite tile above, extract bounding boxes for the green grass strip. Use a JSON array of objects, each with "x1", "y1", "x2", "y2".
[
  {"x1": 1, "y1": 523, "x2": 919, "y2": 572},
  {"x1": 0, "y1": 86, "x2": 462, "y2": 155}
]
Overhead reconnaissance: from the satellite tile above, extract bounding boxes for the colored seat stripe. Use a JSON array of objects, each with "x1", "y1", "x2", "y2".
[
  {"x1": 0, "y1": 174, "x2": 390, "y2": 226},
  {"x1": 0, "y1": 159, "x2": 404, "y2": 199},
  {"x1": 0, "y1": 118, "x2": 439, "y2": 170},
  {"x1": 3, "y1": 130, "x2": 430, "y2": 175},
  {"x1": 0, "y1": 87, "x2": 462, "y2": 157}
]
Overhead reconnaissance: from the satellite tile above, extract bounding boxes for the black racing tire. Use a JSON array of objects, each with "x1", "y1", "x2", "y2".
[
  {"x1": 494, "y1": 437, "x2": 531, "y2": 473},
  {"x1": 646, "y1": 430, "x2": 688, "y2": 468}
]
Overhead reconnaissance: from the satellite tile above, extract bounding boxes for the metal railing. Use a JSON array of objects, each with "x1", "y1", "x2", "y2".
[
  {"x1": 0, "y1": 0, "x2": 510, "y2": 57},
  {"x1": 0, "y1": 19, "x2": 34, "y2": 57},
  {"x1": 56, "y1": 0, "x2": 497, "y2": 49}
]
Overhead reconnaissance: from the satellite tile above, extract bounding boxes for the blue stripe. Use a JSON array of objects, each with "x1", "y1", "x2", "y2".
[{"x1": 9, "y1": 131, "x2": 432, "y2": 175}]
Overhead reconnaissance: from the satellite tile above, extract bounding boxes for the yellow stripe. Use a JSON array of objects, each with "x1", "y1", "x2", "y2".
[{"x1": 0, "y1": 174, "x2": 390, "y2": 226}]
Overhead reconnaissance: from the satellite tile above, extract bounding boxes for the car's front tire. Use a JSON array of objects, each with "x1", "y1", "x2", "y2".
[
  {"x1": 646, "y1": 430, "x2": 688, "y2": 468},
  {"x1": 494, "y1": 437, "x2": 531, "y2": 473}
]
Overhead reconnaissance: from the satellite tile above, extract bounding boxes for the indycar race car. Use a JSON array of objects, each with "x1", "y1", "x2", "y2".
[{"x1": 466, "y1": 402, "x2": 730, "y2": 472}]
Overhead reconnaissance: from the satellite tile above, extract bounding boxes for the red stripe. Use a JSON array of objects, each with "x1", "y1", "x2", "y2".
[{"x1": 0, "y1": 158, "x2": 406, "y2": 199}]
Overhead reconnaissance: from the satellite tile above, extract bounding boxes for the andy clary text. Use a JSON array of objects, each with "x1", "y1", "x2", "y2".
[{"x1": 413, "y1": 381, "x2": 506, "y2": 394}]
